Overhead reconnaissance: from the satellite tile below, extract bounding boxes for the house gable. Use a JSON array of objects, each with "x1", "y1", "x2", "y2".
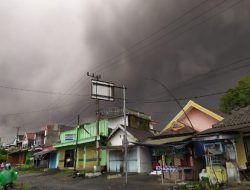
[
  {"x1": 161, "y1": 100, "x2": 224, "y2": 133},
  {"x1": 108, "y1": 126, "x2": 137, "y2": 146}
]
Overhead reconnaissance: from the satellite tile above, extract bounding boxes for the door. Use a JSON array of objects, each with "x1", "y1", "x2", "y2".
[
  {"x1": 49, "y1": 152, "x2": 57, "y2": 168},
  {"x1": 109, "y1": 150, "x2": 123, "y2": 172},
  {"x1": 243, "y1": 136, "x2": 250, "y2": 165},
  {"x1": 64, "y1": 149, "x2": 74, "y2": 168},
  {"x1": 127, "y1": 148, "x2": 137, "y2": 172}
]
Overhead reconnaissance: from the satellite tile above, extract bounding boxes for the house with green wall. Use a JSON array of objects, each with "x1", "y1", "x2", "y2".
[{"x1": 54, "y1": 119, "x2": 109, "y2": 170}]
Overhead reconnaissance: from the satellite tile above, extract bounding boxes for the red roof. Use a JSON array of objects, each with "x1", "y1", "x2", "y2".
[{"x1": 26, "y1": 133, "x2": 35, "y2": 140}]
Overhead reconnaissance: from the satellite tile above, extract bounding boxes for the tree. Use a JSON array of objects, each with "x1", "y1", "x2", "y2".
[{"x1": 219, "y1": 76, "x2": 250, "y2": 114}]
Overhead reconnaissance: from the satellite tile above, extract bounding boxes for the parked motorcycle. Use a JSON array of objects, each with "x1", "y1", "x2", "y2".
[{"x1": 72, "y1": 170, "x2": 85, "y2": 178}]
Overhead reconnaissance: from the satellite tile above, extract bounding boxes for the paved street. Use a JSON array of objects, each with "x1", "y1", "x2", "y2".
[
  {"x1": 17, "y1": 172, "x2": 183, "y2": 190},
  {"x1": 15, "y1": 172, "x2": 250, "y2": 190}
]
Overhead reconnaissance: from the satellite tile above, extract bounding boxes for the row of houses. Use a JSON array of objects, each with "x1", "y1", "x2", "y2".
[{"x1": 4, "y1": 100, "x2": 250, "y2": 184}]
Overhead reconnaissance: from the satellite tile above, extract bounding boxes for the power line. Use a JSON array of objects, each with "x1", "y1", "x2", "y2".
[
  {"x1": 80, "y1": 0, "x2": 242, "y2": 108},
  {"x1": 0, "y1": 84, "x2": 87, "y2": 97},
  {"x1": 40, "y1": 0, "x2": 232, "y2": 122},
  {"x1": 0, "y1": 99, "x2": 86, "y2": 117},
  {"x1": 127, "y1": 84, "x2": 250, "y2": 104},
  {"x1": 68, "y1": 0, "x2": 230, "y2": 106},
  {"x1": 48, "y1": 0, "x2": 211, "y2": 111},
  {"x1": 86, "y1": 0, "x2": 210, "y2": 75},
  {"x1": 1, "y1": 0, "x2": 243, "y2": 127},
  {"x1": 97, "y1": 0, "x2": 230, "y2": 75},
  {"x1": 172, "y1": 56, "x2": 250, "y2": 91},
  {"x1": 65, "y1": 102, "x2": 93, "y2": 126}
]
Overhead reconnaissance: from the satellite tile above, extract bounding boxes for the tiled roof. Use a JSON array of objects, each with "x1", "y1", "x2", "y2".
[
  {"x1": 213, "y1": 105, "x2": 250, "y2": 128},
  {"x1": 109, "y1": 125, "x2": 153, "y2": 142},
  {"x1": 199, "y1": 105, "x2": 250, "y2": 135},
  {"x1": 126, "y1": 127, "x2": 153, "y2": 141}
]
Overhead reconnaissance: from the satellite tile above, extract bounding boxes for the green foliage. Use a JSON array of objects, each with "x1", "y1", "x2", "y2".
[
  {"x1": 219, "y1": 76, "x2": 250, "y2": 114},
  {"x1": 183, "y1": 178, "x2": 219, "y2": 190},
  {"x1": 15, "y1": 164, "x2": 34, "y2": 171},
  {"x1": 0, "y1": 149, "x2": 8, "y2": 161}
]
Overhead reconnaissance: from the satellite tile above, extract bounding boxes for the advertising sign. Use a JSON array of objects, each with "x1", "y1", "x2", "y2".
[
  {"x1": 91, "y1": 80, "x2": 114, "y2": 101},
  {"x1": 65, "y1": 134, "x2": 75, "y2": 141}
]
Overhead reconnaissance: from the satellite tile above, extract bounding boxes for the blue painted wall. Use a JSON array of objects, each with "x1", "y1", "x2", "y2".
[{"x1": 49, "y1": 152, "x2": 57, "y2": 168}]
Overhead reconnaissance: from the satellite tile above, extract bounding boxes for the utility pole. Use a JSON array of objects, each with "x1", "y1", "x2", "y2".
[
  {"x1": 87, "y1": 72, "x2": 101, "y2": 171},
  {"x1": 14, "y1": 126, "x2": 21, "y2": 144},
  {"x1": 74, "y1": 114, "x2": 80, "y2": 172},
  {"x1": 123, "y1": 85, "x2": 128, "y2": 184},
  {"x1": 16, "y1": 126, "x2": 20, "y2": 137}
]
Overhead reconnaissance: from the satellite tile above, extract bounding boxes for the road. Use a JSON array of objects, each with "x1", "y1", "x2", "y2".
[
  {"x1": 17, "y1": 172, "x2": 174, "y2": 190},
  {"x1": 16, "y1": 171, "x2": 250, "y2": 190}
]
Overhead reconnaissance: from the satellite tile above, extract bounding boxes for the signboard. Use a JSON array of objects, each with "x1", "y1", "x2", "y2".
[
  {"x1": 65, "y1": 134, "x2": 75, "y2": 141},
  {"x1": 156, "y1": 166, "x2": 191, "y2": 171},
  {"x1": 91, "y1": 80, "x2": 114, "y2": 101}
]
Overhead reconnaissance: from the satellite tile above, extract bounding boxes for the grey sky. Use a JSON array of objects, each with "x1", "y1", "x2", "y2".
[{"x1": 0, "y1": 0, "x2": 250, "y2": 142}]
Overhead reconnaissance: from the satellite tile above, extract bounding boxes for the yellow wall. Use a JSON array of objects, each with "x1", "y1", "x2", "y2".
[
  {"x1": 236, "y1": 134, "x2": 247, "y2": 169},
  {"x1": 58, "y1": 149, "x2": 65, "y2": 168},
  {"x1": 85, "y1": 146, "x2": 96, "y2": 169},
  {"x1": 77, "y1": 147, "x2": 84, "y2": 169}
]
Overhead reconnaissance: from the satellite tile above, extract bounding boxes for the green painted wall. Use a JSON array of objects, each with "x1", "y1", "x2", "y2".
[
  {"x1": 60, "y1": 129, "x2": 77, "y2": 144},
  {"x1": 100, "y1": 149, "x2": 107, "y2": 166},
  {"x1": 58, "y1": 119, "x2": 108, "y2": 146},
  {"x1": 78, "y1": 120, "x2": 109, "y2": 139},
  {"x1": 54, "y1": 119, "x2": 109, "y2": 169}
]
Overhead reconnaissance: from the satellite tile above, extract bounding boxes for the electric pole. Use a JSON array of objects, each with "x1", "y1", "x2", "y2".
[
  {"x1": 123, "y1": 85, "x2": 128, "y2": 184},
  {"x1": 87, "y1": 72, "x2": 101, "y2": 171},
  {"x1": 74, "y1": 114, "x2": 80, "y2": 172},
  {"x1": 14, "y1": 126, "x2": 21, "y2": 143}
]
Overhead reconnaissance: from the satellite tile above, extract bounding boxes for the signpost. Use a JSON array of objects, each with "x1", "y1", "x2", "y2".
[
  {"x1": 88, "y1": 72, "x2": 127, "y2": 184},
  {"x1": 91, "y1": 80, "x2": 114, "y2": 101}
]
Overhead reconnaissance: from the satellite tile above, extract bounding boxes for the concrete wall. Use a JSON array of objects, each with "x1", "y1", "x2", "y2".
[
  {"x1": 109, "y1": 130, "x2": 136, "y2": 146},
  {"x1": 108, "y1": 116, "x2": 128, "y2": 130},
  {"x1": 138, "y1": 146, "x2": 152, "y2": 173}
]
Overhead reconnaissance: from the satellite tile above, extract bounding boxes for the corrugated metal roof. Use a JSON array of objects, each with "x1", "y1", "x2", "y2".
[
  {"x1": 33, "y1": 147, "x2": 55, "y2": 158},
  {"x1": 145, "y1": 135, "x2": 192, "y2": 145}
]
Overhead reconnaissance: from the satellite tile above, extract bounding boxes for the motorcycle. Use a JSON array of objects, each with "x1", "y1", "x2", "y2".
[{"x1": 72, "y1": 170, "x2": 85, "y2": 178}]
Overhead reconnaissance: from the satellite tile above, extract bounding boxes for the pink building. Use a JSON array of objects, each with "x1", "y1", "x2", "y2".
[{"x1": 161, "y1": 100, "x2": 224, "y2": 133}]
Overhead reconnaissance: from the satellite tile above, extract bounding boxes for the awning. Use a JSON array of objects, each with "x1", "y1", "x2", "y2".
[
  {"x1": 145, "y1": 135, "x2": 192, "y2": 146},
  {"x1": 193, "y1": 134, "x2": 237, "y2": 141},
  {"x1": 33, "y1": 148, "x2": 55, "y2": 158}
]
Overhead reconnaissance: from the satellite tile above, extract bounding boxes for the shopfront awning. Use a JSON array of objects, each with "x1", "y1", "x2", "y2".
[
  {"x1": 132, "y1": 135, "x2": 192, "y2": 147},
  {"x1": 33, "y1": 148, "x2": 55, "y2": 159}
]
